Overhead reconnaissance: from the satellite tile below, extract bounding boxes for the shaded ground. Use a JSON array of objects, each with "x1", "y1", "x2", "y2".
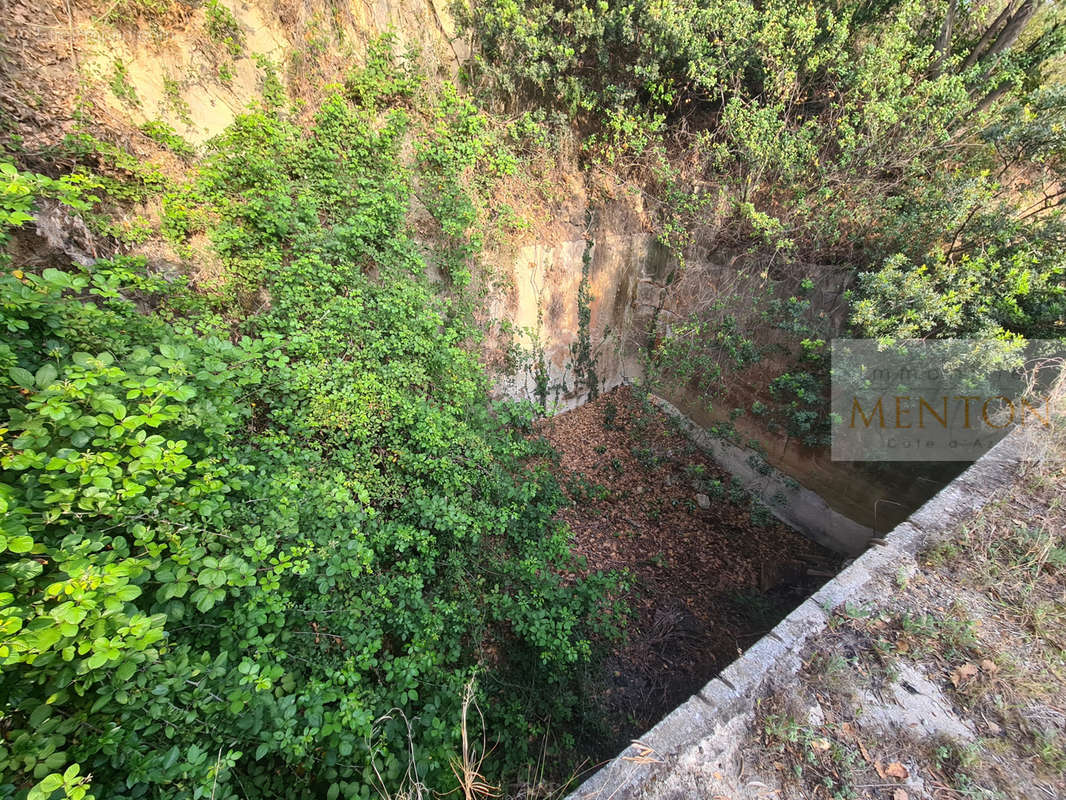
[{"x1": 540, "y1": 385, "x2": 842, "y2": 756}]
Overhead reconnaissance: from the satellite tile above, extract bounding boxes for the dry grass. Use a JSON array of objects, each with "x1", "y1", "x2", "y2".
[
  {"x1": 743, "y1": 420, "x2": 1066, "y2": 800},
  {"x1": 367, "y1": 677, "x2": 590, "y2": 800},
  {"x1": 450, "y1": 679, "x2": 501, "y2": 800}
]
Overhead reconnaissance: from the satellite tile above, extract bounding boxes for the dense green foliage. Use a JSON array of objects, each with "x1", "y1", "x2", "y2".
[
  {"x1": 0, "y1": 45, "x2": 622, "y2": 799},
  {"x1": 457, "y1": 0, "x2": 1065, "y2": 435}
]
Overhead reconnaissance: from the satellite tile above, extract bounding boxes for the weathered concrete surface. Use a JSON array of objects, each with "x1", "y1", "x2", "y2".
[
  {"x1": 649, "y1": 394, "x2": 874, "y2": 554},
  {"x1": 566, "y1": 427, "x2": 1026, "y2": 800},
  {"x1": 493, "y1": 234, "x2": 668, "y2": 411},
  {"x1": 856, "y1": 661, "x2": 977, "y2": 742}
]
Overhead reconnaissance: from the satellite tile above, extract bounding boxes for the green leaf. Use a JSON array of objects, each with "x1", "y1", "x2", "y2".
[
  {"x1": 35, "y1": 363, "x2": 58, "y2": 388},
  {"x1": 187, "y1": 744, "x2": 206, "y2": 765},
  {"x1": 9, "y1": 559, "x2": 44, "y2": 580},
  {"x1": 115, "y1": 660, "x2": 137, "y2": 682},
  {"x1": 28, "y1": 772, "x2": 63, "y2": 800},
  {"x1": 193, "y1": 590, "x2": 216, "y2": 613},
  {"x1": 8, "y1": 535, "x2": 34, "y2": 553},
  {"x1": 9, "y1": 367, "x2": 35, "y2": 388},
  {"x1": 29, "y1": 704, "x2": 53, "y2": 727},
  {"x1": 33, "y1": 626, "x2": 62, "y2": 651},
  {"x1": 86, "y1": 651, "x2": 110, "y2": 669},
  {"x1": 114, "y1": 585, "x2": 141, "y2": 602}
]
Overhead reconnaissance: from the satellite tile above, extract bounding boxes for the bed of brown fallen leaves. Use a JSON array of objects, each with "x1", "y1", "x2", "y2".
[{"x1": 540, "y1": 386, "x2": 841, "y2": 754}]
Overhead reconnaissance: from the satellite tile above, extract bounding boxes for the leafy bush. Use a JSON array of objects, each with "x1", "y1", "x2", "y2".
[
  {"x1": 416, "y1": 83, "x2": 516, "y2": 286},
  {"x1": 459, "y1": 0, "x2": 1066, "y2": 344},
  {"x1": 650, "y1": 306, "x2": 760, "y2": 396},
  {"x1": 205, "y1": 0, "x2": 244, "y2": 58},
  {"x1": 0, "y1": 163, "x2": 100, "y2": 260},
  {"x1": 108, "y1": 60, "x2": 140, "y2": 107},
  {"x1": 0, "y1": 42, "x2": 622, "y2": 799},
  {"x1": 139, "y1": 121, "x2": 197, "y2": 160},
  {"x1": 602, "y1": 399, "x2": 618, "y2": 429},
  {"x1": 768, "y1": 370, "x2": 829, "y2": 448}
]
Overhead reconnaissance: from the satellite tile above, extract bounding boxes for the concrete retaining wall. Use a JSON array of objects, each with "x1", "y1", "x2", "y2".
[
  {"x1": 566, "y1": 426, "x2": 1024, "y2": 800},
  {"x1": 649, "y1": 394, "x2": 874, "y2": 555}
]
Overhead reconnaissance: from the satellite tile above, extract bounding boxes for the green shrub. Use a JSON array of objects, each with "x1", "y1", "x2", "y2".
[
  {"x1": 602, "y1": 399, "x2": 618, "y2": 429},
  {"x1": 139, "y1": 121, "x2": 197, "y2": 160},
  {"x1": 109, "y1": 59, "x2": 140, "y2": 107},
  {"x1": 205, "y1": 0, "x2": 244, "y2": 58},
  {"x1": 0, "y1": 41, "x2": 622, "y2": 799},
  {"x1": 459, "y1": 0, "x2": 1066, "y2": 343}
]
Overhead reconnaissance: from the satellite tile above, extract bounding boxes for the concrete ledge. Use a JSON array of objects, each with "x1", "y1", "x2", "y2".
[
  {"x1": 566, "y1": 424, "x2": 1027, "y2": 800},
  {"x1": 647, "y1": 394, "x2": 874, "y2": 555},
  {"x1": 908, "y1": 432, "x2": 1021, "y2": 536},
  {"x1": 885, "y1": 521, "x2": 924, "y2": 555},
  {"x1": 809, "y1": 559, "x2": 873, "y2": 610},
  {"x1": 567, "y1": 695, "x2": 719, "y2": 800},
  {"x1": 770, "y1": 597, "x2": 829, "y2": 651},
  {"x1": 716, "y1": 633, "x2": 789, "y2": 696}
]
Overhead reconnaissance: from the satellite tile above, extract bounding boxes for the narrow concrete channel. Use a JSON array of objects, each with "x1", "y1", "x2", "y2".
[{"x1": 566, "y1": 425, "x2": 1025, "y2": 799}]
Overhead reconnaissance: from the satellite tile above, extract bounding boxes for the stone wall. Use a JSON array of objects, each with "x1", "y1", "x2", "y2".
[{"x1": 489, "y1": 232, "x2": 948, "y2": 530}]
